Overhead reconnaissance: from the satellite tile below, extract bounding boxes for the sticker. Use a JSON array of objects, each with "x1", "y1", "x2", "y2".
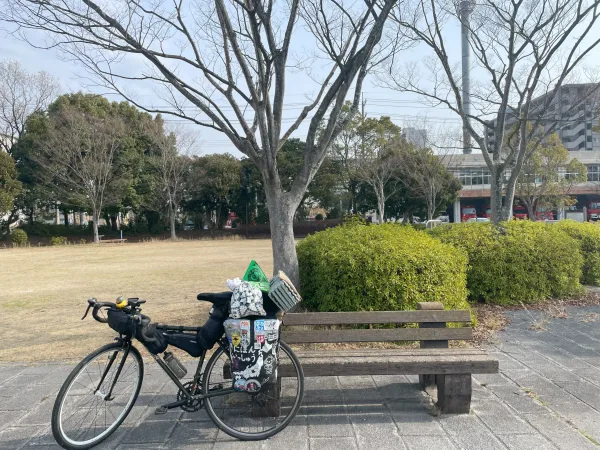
[
  {"x1": 264, "y1": 320, "x2": 276, "y2": 331},
  {"x1": 254, "y1": 320, "x2": 265, "y2": 332},
  {"x1": 254, "y1": 342, "x2": 262, "y2": 349},
  {"x1": 267, "y1": 331, "x2": 278, "y2": 341},
  {"x1": 231, "y1": 333, "x2": 241, "y2": 347},
  {"x1": 256, "y1": 334, "x2": 265, "y2": 344},
  {"x1": 234, "y1": 379, "x2": 247, "y2": 391},
  {"x1": 245, "y1": 380, "x2": 261, "y2": 393},
  {"x1": 240, "y1": 320, "x2": 250, "y2": 330}
]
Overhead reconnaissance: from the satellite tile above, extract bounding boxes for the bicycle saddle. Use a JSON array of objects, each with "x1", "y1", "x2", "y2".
[{"x1": 196, "y1": 292, "x2": 232, "y2": 308}]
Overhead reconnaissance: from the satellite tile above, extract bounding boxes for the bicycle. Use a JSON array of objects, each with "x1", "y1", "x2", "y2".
[{"x1": 51, "y1": 293, "x2": 305, "y2": 449}]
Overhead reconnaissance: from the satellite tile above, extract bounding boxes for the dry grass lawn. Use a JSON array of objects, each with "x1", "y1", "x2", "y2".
[{"x1": 0, "y1": 239, "x2": 273, "y2": 362}]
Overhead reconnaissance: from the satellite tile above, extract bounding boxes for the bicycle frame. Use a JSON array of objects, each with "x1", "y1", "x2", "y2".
[{"x1": 102, "y1": 330, "x2": 235, "y2": 413}]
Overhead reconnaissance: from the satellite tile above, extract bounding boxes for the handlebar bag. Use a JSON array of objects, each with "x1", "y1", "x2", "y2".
[
  {"x1": 223, "y1": 318, "x2": 281, "y2": 393},
  {"x1": 107, "y1": 308, "x2": 136, "y2": 336},
  {"x1": 107, "y1": 309, "x2": 167, "y2": 354}
]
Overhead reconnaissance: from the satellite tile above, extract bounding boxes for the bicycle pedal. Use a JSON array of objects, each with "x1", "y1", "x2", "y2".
[{"x1": 154, "y1": 406, "x2": 168, "y2": 415}]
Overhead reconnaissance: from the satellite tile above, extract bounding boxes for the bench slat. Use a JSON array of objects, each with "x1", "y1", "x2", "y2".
[
  {"x1": 292, "y1": 348, "x2": 487, "y2": 358},
  {"x1": 284, "y1": 310, "x2": 471, "y2": 326},
  {"x1": 282, "y1": 327, "x2": 472, "y2": 344},
  {"x1": 277, "y1": 354, "x2": 498, "y2": 377}
]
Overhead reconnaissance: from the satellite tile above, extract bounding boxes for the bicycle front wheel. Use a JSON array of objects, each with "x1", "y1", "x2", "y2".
[
  {"x1": 202, "y1": 341, "x2": 304, "y2": 441},
  {"x1": 51, "y1": 342, "x2": 144, "y2": 450}
]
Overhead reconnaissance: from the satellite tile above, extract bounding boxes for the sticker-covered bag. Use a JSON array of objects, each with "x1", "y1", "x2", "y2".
[{"x1": 223, "y1": 318, "x2": 280, "y2": 392}]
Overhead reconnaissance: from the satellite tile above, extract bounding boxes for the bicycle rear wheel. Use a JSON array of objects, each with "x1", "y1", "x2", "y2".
[
  {"x1": 202, "y1": 341, "x2": 304, "y2": 441},
  {"x1": 51, "y1": 342, "x2": 143, "y2": 450}
]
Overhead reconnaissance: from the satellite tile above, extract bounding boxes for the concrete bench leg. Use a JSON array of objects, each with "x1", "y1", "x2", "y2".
[{"x1": 436, "y1": 374, "x2": 471, "y2": 414}]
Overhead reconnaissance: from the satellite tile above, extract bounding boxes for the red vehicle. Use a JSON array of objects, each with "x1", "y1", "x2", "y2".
[
  {"x1": 483, "y1": 206, "x2": 492, "y2": 219},
  {"x1": 536, "y1": 207, "x2": 554, "y2": 221},
  {"x1": 588, "y1": 202, "x2": 600, "y2": 221},
  {"x1": 461, "y1": 206, "x2": 478, "y2": 222},
  {"x1": 513, "y1": 205, "x2": 528, "y2": 220}
]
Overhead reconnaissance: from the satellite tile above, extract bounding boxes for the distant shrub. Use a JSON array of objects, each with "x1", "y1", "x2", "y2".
[
  {"x1": 11, "y1": 229, "x2": 28, "y2": 246},
  {"x1": 50, "y1": 236, "x2": 68, "y2": 246},
  {"x1": 21, "y1": 223, "x2": 89, "y2": 237},
  {"x1": 554, "y1": 220, "x2": 600, "y2": 286},
  {"x1": 430, "y1": 221, "x2": 583, "y2": 305},
  {"x1": 297, "y1": 223, "x2": 469, "y2": 313},
  {"x1": 340, "y1": 214, "x2": 368, "y2": 227}
]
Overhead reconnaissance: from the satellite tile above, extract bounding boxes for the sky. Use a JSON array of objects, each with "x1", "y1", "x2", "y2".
[{"x1": 1, "y1": 2, "x2": 599, "y2": 158}]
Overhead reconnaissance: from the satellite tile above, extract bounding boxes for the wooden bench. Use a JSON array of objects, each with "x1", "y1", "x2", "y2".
[
  {"x1": 99, "y1": 238, "x2": 127, "y2": 244},
  {"x1": 278, "y1": 302, "x2": 498, "y2": 413}
]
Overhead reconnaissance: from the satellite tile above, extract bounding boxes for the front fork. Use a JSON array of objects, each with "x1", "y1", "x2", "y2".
[{"x1": 94, "y1": 341, "x2": 131, "y2": 401}]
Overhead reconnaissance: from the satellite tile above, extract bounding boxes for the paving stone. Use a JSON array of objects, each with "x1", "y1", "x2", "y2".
[
  {"x1": 307, "y1": 413, "x2": 354, "y2": 437},
  {"x1": 523, "y1": 413, "x2": 598, "y2": 450},
  {"x1": 212, "y1": 431, "x2": 262, "y2": 449},
  {"x1": 555, "y1": 380, "x2": 600, "y2": 411},
  {"x1": 498, "y1": 434, "x2": 557, "y2": 450},
  {"x1": 17, "y1": 399, "x2": 54, "y2": 426},
  {"x1": 0, "y1": 410, "x2": 29, "y2": 430},
  {"x1": 23, "y1": 427, "x2": 57, "y2": 447},
  {"x1": 473, "y1": 397, "x2": 537, "y2": 435},
  {"x1": 309, "y1": 437, "x2": 357, "y2": 450},
  {"x1": 351, "y1": 414, "x2": 405, "y2": 450},
  {"x1": 473, "y1": 372, "x2": 512, "y2": 386},
  {"x1": 403, "y1": 435, "x2": 458, "y2": 450},
  {"x1": 115, "y1": 445, "x2": 166, "y2": 450},
  {"x1": 167, "y1": 421, "x2": 217, "y2": 447},
  {"x1": 375, "y1": 381, "x2": 425, "y2": 400},
  {"x1": 388, "y1": 403, "x2": 445, "y2": 436},
  {"x1": 0, "y1": 426, "x2": 42, "y2": 449},
  {"x1": 438, "y1": 414, "x2": 508, "y2": 450},
  {"x1": 487, "y1": 385, "x2": 549, "y2": 414},
  {"x1": 337, "y1": 376, "x2": 375, "y2": 387},
  {"x1": 120, "y1": 418, "x2": 176, "y2": 444}
]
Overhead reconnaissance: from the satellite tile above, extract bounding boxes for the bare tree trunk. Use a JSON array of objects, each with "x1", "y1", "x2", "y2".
[
  {"x1": 490, "y1": 169, "x2": 504, "y2": 223},
  {"x1": 169, "y1": 203, "x2": 177, "y2": 240},
  {"x1": 92, "y1": 208, "x2": 100, "y2": 243},
  {"x1": 525, "y1": 202, "x2": 535, "y2": 221},
  {"x1": 265, "y1": 186, "x2": 300, "y2": 287},
  {"x1": 375, "y1": 183, "x2": 386, "y2": 223},
  {"x1": 502, "y1": 175, "x2": 518, "y2": 222}
]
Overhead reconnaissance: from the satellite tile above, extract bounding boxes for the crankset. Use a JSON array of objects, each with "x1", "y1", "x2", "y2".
[{"x1": 177, "y1": 381, "x2": 204, "y2": 412}]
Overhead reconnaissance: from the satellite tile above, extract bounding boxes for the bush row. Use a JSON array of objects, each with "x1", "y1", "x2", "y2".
[
  {"x1": 298, "y1": 220, "x2": 593, "y2": 312},
  {"x1": 297, "y1": 223, "x2": 470, "y2": 313},
  {"x1": 553, "y1": 221, "x2": 600, "y2": 286},
  {"x1": 429, "y1": 221, "x2": 583, "y2": 305}
]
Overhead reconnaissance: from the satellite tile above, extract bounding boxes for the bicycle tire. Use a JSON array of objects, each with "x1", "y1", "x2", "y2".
[
  {"x1": 51, "y1": 342, "x2": 144, "y2": 450},
  {"x1": 202, "y1": 341, "x2": 304, "y2": 441}
]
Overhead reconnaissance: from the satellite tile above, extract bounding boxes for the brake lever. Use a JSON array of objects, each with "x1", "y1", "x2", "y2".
[
  {"x1": 81, "y1": 304, "x2": 92, "y2": 320},
  {"x1": 82, "y1": 297, "x2": 96, "y2": 320}
]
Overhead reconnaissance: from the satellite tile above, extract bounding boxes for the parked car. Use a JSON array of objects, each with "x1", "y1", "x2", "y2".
[
  {"x1": 183, "y1": 220, "x2": 195, "y2": 231},
  {"x1": 466, "y1": 217, "x2": 491, "y2": 223},
  {"x1": 513, "y1": 205, "x2": 528, "y2": 220},
  {"x1": 461, "y1": 207, "x2": 477, "y2": 222},
  {"x1": 436, "y1": 215, "x2": 450, "y2": 223},
  {"x1": 588, "y1": 202, "x2": 600, "y2": 221}
]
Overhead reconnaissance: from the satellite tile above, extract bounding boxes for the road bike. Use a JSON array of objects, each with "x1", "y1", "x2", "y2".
[{"x1": 51, "y1": 294, "x2": 305, "y2": 449}]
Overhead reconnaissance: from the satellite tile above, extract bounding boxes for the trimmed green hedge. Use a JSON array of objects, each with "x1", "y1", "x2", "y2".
[
  {"x1": 553, "y1": 220, "x2": 600, "y2": 286},
  {"x1": 430, "y1": 221, "x2": 583, "y2": 305},
  {"x1": 297, "y1": 223, "x2": 469, "y2": 312}
]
